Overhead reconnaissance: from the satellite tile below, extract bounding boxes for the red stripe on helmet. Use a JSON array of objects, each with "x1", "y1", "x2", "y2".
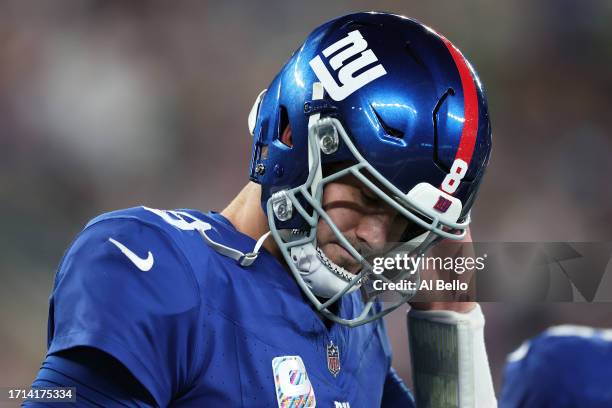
[{"x1": 439, "y1": 36, "x2": 479, "y2": 169}]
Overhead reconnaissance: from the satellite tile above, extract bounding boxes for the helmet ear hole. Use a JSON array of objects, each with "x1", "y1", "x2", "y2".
[
  {"x1": 280, "y1": 125, "x2": 293, "y2": 148},
  {"x1": 278, "y1": 106, "x2": 293, "y2": 148}
]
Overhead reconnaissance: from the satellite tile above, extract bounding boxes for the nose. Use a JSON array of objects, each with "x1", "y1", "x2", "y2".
[{"x1": 354, "y1": 212, "x2": 394, "y2": 251}]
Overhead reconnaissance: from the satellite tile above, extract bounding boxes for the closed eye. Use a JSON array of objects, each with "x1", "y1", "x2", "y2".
[{"x1": 361, "y1": 188, "x2": 384, "y2": 206}]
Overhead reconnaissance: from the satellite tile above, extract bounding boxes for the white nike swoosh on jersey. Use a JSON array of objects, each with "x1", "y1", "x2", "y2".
[{"x1": 108, "y1": 237, "x2": 154, "y2": 272}]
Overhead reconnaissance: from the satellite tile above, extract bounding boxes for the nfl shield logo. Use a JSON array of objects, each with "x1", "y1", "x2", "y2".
[{"x1": 327, "y1": 341, "x2": 341, "y2": 376}]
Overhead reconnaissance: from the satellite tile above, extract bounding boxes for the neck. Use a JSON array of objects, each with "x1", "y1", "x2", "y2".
[{"x1": 221, "y1": 182, "x2": 280, "y2": 258}]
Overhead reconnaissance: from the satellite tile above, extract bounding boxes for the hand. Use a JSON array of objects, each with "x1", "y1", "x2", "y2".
[{"x1": 408, "y1": 228, "x2": 477, "y2": 313}]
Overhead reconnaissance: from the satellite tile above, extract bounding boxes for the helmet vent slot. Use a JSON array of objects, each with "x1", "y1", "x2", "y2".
[
  {"x1": 341, "y1": 20, "x2": 368, "y2": 31},
  {"x1": 432, "y1": 87, "x2": 455, "y2": 172},
  {"x1": 404, "y1": 41, "x2": 424, "y2": 67},
  {"x1": 372, "y1": 108, "x2": 405, "y2": 139},
  {"x1": 340, "y1": 19, "x2": 383, "y2": 31}
]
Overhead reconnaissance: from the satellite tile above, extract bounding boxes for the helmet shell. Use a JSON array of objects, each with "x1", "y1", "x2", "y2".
[{"x1": 249, "y1": 12, "x2": 492, "y2": 227}]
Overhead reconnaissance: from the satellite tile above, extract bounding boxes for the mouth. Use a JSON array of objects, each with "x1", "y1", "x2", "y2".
[{"x1": 316, "y1": 246, "x2": 368, "y2": 284}]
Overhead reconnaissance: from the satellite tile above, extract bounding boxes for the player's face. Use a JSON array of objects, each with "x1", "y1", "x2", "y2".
[{"x1": 316, "y1": 173, "x2": 409, "y2": 274}]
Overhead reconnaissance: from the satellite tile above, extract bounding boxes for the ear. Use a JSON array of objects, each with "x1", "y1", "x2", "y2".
[
  {"x1": 280, "y1": 123, "x2": 293, "y2": 147},
  {"x1": 248, "y1": 89, "x2": 267, "y2": 136}
]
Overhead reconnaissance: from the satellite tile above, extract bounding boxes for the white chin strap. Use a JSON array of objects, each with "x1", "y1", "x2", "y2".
[{"x1": 290, "y1": 243, "x2": 360, "y2": 298}]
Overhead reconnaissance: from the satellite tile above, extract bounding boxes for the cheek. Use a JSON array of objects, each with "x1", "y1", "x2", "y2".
[
  {"x1": 387, "y1": 216, "x2": 408, "y2": 242},
  {"x1": 316, "y1": 207, "x2": 358, "y2": 244},
  {"x1": 316, "y1": 182, "x2": 362, "y2": 243},
  {"x1": 316, "y1": 218, "x2": 334, "y2": 245},
  {"x1": 328, "y1": 206, "x2": 358, "y2": 230}
]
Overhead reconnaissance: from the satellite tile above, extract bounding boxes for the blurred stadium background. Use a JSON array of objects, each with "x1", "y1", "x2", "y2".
[{"x1": 1, "y1": 0, "x2": 611, "y2": 395}]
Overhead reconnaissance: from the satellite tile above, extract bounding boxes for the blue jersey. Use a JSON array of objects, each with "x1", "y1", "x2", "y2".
[
  {"x1": 500, "y1": 325, "x2": 612, "y2": 408},
  {"x1": 46, "y1": 206, "x2": 414, "y2": 407}
]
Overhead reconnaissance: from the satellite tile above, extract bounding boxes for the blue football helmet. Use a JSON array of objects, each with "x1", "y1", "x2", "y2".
[{"x1": 247, "y1": 12, "x2": 492, "y2": 326}]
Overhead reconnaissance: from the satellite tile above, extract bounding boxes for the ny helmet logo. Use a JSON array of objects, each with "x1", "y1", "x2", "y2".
[
  {"x1": 309, "y1": 30, "x2": 387, "y2": 101},
  {"x1": 433, "y1": 196, "x2": 452, "y2": 213}
]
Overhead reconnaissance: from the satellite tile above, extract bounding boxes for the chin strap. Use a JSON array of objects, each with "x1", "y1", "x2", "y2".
[
  {"x1": 199, "y1": 227, "x2": 271, "y2": 267},
  {"x1": 290, "y1": 242, "x2": 360, "y2": 298}
]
